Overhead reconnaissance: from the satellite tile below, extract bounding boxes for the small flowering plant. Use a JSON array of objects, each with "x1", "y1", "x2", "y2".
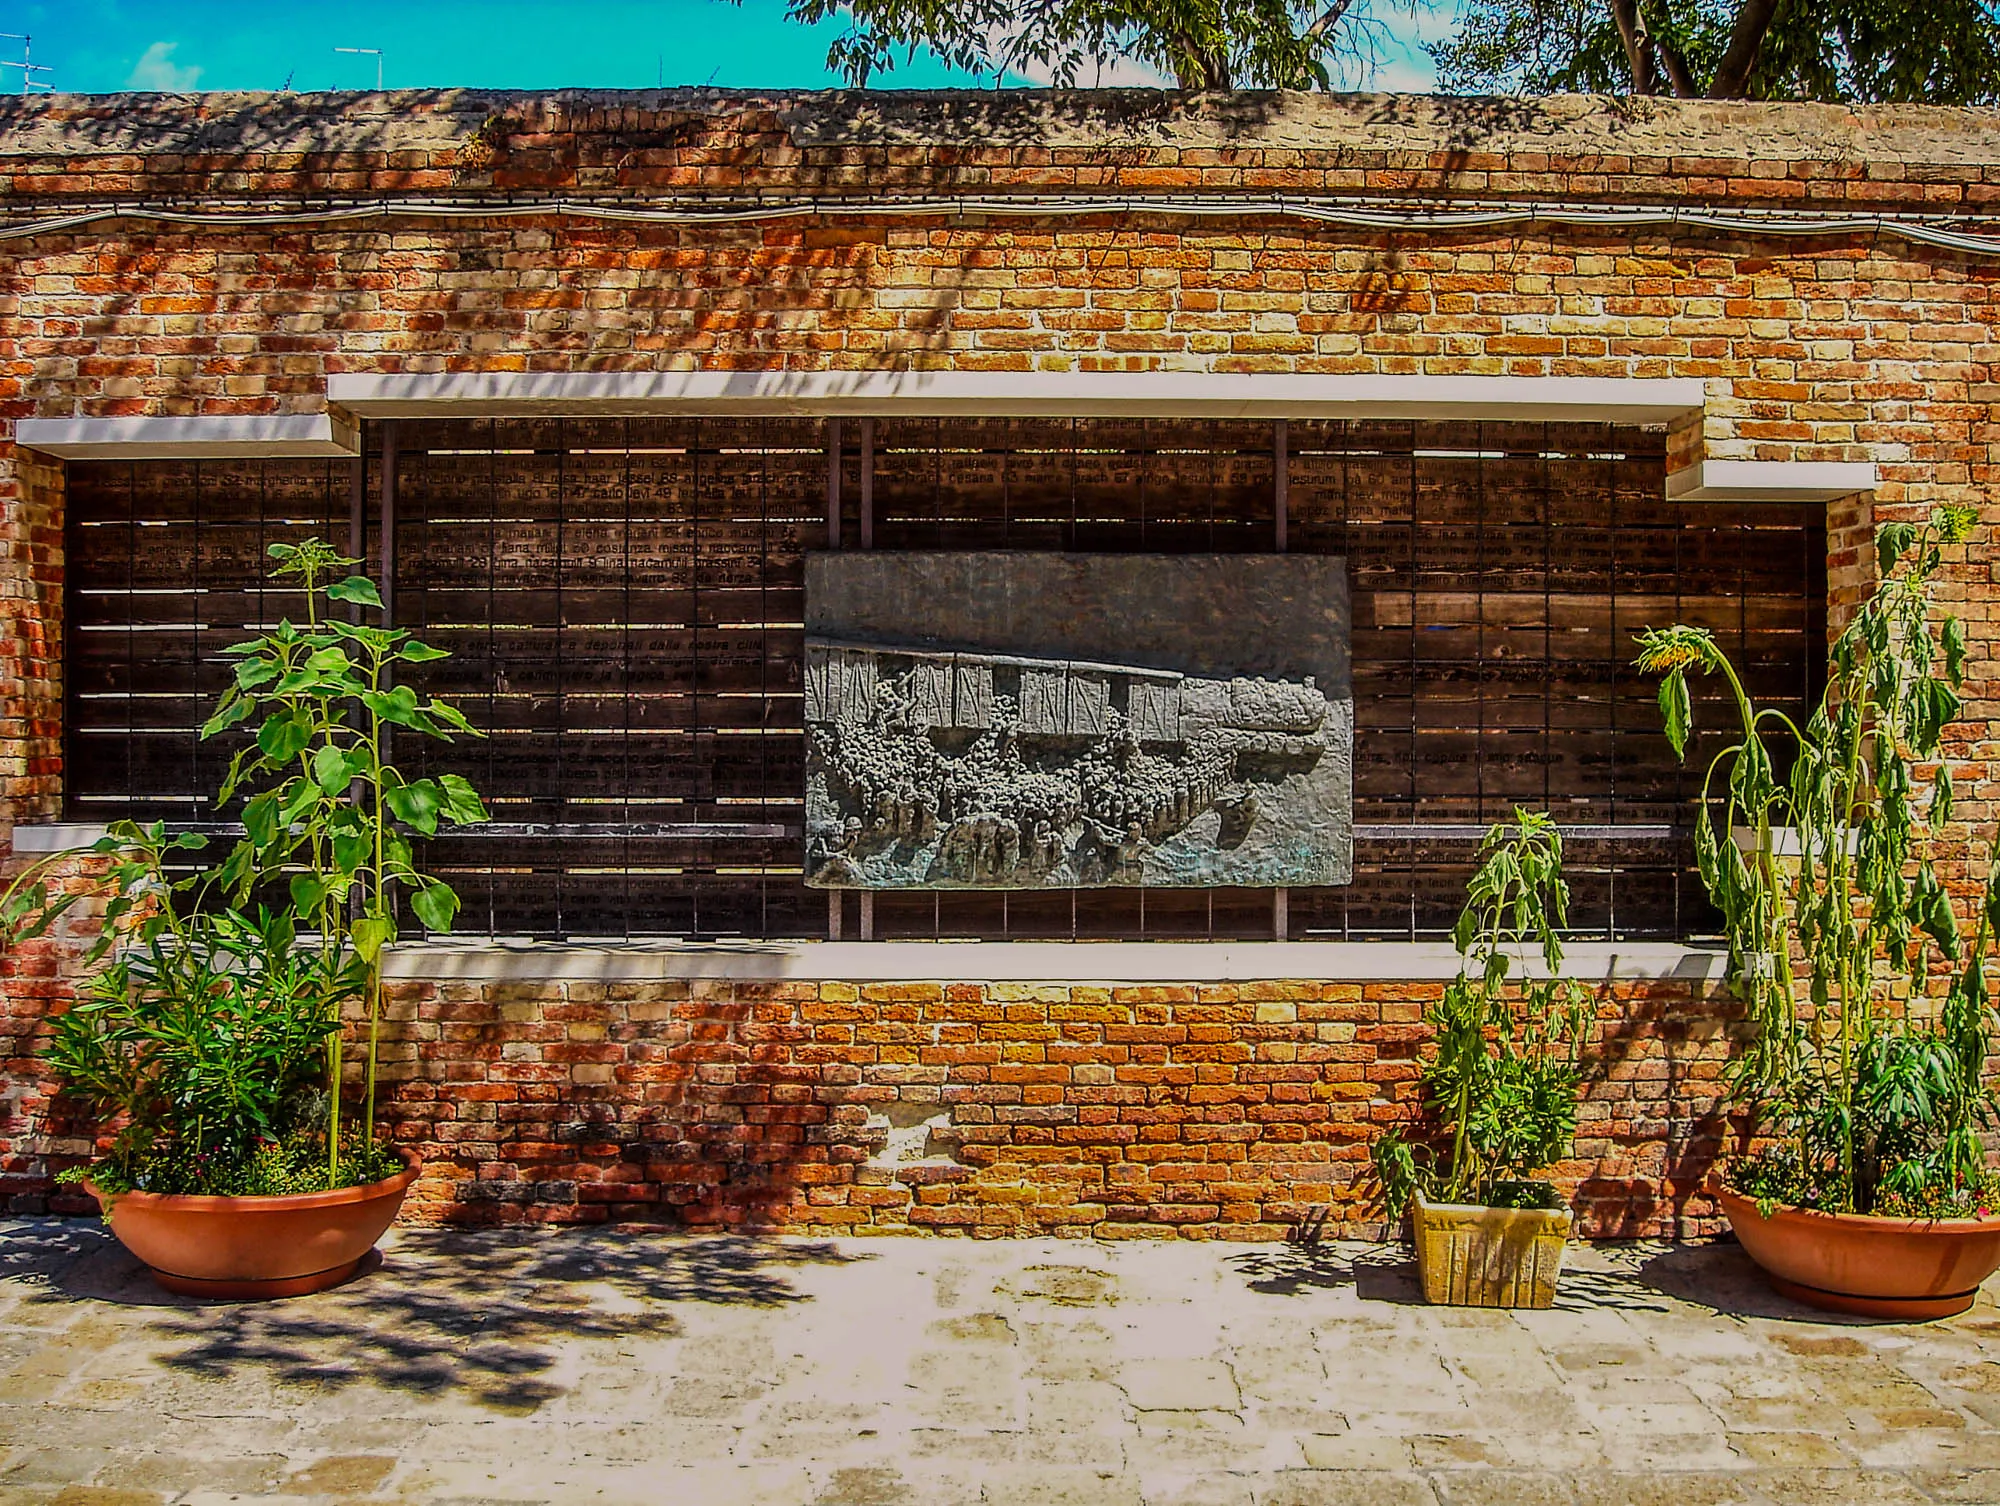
[{"x1": 1639, "y1": 505, "x2": 2000, "y2": 1219}]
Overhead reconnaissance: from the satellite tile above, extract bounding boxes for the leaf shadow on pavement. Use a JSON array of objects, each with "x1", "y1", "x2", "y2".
[
  {"x1": 1632, "y1": 1240, "x2": 1928, "y2": 1325},
  {"x1": 1226, "y1": 1240, "x2": 1678, "y2": 1313},
  {"x1": 0, "y1": 1219, "x2": 866, "y2": 1410}
]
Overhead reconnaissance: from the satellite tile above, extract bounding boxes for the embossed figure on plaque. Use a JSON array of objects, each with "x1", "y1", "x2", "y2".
[{"x1": 804, "y1": 553, "x2": 1354, "y2": 890}]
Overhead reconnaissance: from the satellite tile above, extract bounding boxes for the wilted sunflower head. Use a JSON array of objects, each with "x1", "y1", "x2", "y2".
[
  {"x1": 1935, "y1": 505, "x2": 1978, "y2": 546},
  {"x1": 1634, "y1": 625, "x2": 1719, "y2": 675}
]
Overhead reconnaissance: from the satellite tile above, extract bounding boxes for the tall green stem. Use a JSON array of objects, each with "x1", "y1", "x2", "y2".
[{"x1": 364, "y1": 651, "x2": 386, "y2": 1150}]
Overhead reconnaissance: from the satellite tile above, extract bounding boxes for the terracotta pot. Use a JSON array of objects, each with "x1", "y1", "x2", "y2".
[
  {"x1": 86, "y1": 1152, "x2": 421, "y2": 1300},
  {"x1": 1716, "y1": 1184, "x2": 2000, "y2": 1320},
  {"x1": 1412, "y1": 1192, "x2": 1572, "y2": 1309}
]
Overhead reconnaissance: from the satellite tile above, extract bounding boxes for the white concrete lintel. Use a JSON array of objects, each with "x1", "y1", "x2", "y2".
[
  {"x1": 1665, "y1": 458, "x2": 1876, "y2": 502},
  {"x1": 328, "y1": 370, "x2": 1707, "y2": 424},
  {"x1": 384, "y1": 938, "x2": 1725, "y2": 985},
  {"x1": 13, "y1": 413, "x2": 358, "y2": 460},
  {"x1": 8, "y1": 822, "x2": 113, "y2": 853},
  {"x1": 5, "y1": 823, "x2": 1721, "y2": 983}
]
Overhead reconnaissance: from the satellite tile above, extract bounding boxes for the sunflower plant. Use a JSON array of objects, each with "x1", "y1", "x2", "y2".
[
  {"x1": 3, "y1": 540, "x2": 487, "y2": 1196},
  {"x1": 1637, "y1": 505, "x2": 2000, "y2": 1217}
]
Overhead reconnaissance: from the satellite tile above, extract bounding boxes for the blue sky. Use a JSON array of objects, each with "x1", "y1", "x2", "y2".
[{"x1": 0, "y1": 1, "x2": 1456, "y2": 95}]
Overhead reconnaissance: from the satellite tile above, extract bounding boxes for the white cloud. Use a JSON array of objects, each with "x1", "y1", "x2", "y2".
[{"x1": 126, "y1": 41, "x2": 202, "y2": 92}]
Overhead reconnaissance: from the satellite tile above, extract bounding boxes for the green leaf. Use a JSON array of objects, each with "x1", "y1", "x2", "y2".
[
  {"x1": 232, "y1": 656, "x2": 281, "y2": 690},
  {"x1": 352, "y1": 912, "x2": 395, "y2": 964},
  {"x1": 242, "y1": 791, "x2": 283, "y2": 849},
  {"x1": 362, "y1": 685, "x2": 422, "y2": 727},
  {"x1": 256, "y1": 711, "x2": 313, "y2": 765},
  {"x1": 332, "y1": 827, "x2": 371, "y2": 874},
  {"x1": 312, "y1": 744, "x2": 356, "y2": 796},
  {"x1": 1657, "y1": 672, "x2": 1692, "y2": 759},
  {"x1": 289, "y1": 874, "x2": 328, "y2": 915},
  {"x1": 438, "y1": 773, "x2": 489, "y2": 825},
  {"x1": 1943, "y1": 617, "x2": 1968, "y2": 688},
  {"x1": 326, "y1": 575, "x2": 384, "y2": 608},
  {"x1": 1915, "y1": 863, "x2": 1961, "y2": 961},
  {"x1": 1877, "y1": 521, "x2": 1921, "y2": 577},
  {"x1": 384, "y1": 779, "x2": 445, "y2": 835},
  {"x1": 410, "y1": 881, "x2": 461, "y2": 935},
  {"x1": 426, "y1": 700, "x2": 478, "y2": 736},
  {"x1": 398, "y1": 640, "x2": 450, "y2": 663},
  {"x1": 200, "y1": 693, "x2": 255, "y2": 739}
]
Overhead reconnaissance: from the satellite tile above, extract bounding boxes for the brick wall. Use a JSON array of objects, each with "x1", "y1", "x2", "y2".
[
  {"x1": 1, "y1": 87, "x2": 1994, "y2": 1235},
  {"x1": 336, "y1": 973, "x2": 1743, "y2": 1239}
]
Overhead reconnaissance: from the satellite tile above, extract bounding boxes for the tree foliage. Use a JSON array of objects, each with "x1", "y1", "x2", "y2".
[
  {"x1": 778, "y1": 0, "x2": 1425, "y2": 89},
  {"x1": 1432, "y1": 0, "x2": 2000, "y2": 103}
]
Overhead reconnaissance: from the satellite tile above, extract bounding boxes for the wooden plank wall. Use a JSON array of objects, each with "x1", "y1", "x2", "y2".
[{"x1": 63, "y1": 417, "x2": 1824, "y2": 942}]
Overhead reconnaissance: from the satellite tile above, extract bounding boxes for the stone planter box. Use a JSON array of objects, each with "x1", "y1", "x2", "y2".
[{"x1": 1413, "y1": 1192, "x2": 1572, "y2": 1308}]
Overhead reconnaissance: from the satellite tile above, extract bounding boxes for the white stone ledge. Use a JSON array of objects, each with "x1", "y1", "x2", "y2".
[
  {"x1": 13, "y1": 413, "x2": 358, "y2": 460},
  {"x1": 1665, "y1": 459, "x2": 1876, "y2": 502},
  {"x1": 328, "y1": 371, "x2": 1707, "y2": 425},
  {"x1": 383, "y1": 938, "x2": 1726, "y2": 985},
  {"x1": 8, "y1": 823, "x2": 111, "y2": 853}
]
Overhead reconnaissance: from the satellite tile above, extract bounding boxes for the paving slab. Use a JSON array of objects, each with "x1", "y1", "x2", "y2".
[{"x1": 3, "y1": 1224, "x2": 2000, "y2": 1503}]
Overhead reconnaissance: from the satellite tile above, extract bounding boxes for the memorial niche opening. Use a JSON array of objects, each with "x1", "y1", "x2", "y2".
[{"x1": 803, "y1": 552, "x2": 1354, "y2": 891}]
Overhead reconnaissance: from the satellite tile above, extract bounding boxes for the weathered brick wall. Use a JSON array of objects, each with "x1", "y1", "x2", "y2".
[
  {"x1": 360, "y1": 973, "x2": 1742, "y2": 1239},
  {"x1": 1, "y1": 88, "x2": 1995, "y2": 1234}
]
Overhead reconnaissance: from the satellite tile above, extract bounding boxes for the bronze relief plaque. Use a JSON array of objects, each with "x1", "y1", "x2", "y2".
[{"x1": 804, "y1": 552, "x2": 1353, "y2": 890}]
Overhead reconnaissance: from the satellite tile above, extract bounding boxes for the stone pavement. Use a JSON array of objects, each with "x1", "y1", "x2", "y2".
[{"x1": 3, "y1": 1222, "x2": 2000, "y2": 1505}]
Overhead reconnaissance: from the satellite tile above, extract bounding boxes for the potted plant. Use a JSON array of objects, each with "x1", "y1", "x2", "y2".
[
  {"x1": 1373, "y1": 810, "x2": 1592, "y2": 1309},
  {"x1": 1639, "y1": 505, "x2": 2000, "y2": 1319},
  {"x1": 2, "y1": 539, "x2": 486, "y2": 1298}
]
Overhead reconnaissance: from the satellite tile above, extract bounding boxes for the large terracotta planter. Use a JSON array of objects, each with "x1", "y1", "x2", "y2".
[
  {"x1": 1412, "y1": 1192, "x2": 1572, "y2": 1308},
  {"x1": 1716, "y1": 1184, "x2": 2000, "y2": 1320},
  {"x1": 86, "y1": 1152, "x2": 421, "y2": 1299}
]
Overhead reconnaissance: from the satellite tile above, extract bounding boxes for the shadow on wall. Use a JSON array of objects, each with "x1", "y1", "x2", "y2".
[
  {"x1": 1578, "y1": 979, "x2": 1742, "y2": 1240},
  {"x1": 0, "y1": 1219, "x2": 865, "y2": 1410},
  {"x1": 382, "y1": 986, "x2": 853, "y2": 1231}
]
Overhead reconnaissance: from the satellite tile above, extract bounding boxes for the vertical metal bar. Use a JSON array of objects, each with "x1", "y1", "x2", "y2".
[
  {"x1": 347, "y1": 444, "x2": 366, "y2": 610},
  {"x1": 826, "y1": 418, "x2": 842, "y2": 549},
  {"x1": 190, "y1": 461, "x2": 202, "y2": 807},
  {"x1": 859, "y1": 417, "x2": 875, "y2": 551},
  {"x1": 623, "y1": 419, "x2": 634, "y2": 941},
  {"x1": 377, "y1": 422, "x2": 397, "y2": 929},
  {"x1": 379, "y1": 422, "x2": 397, "y2": 630},
  {"x1": 1274, "y1": 418, "x2": 1288, "y2": 938},
  {"x1": 1274, "y1": 418, "x2": 1288, "y2": 553},
  {"x1": 554, "y1": 424, "x2": 567, "y2": 939}
]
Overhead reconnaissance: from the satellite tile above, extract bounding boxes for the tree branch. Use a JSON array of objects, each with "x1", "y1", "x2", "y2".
[
  {"x1": 1653, "y1": 31, "x2": 1702, "y2": 98},
  {"x1": 1709, "y1": 0, "x2": 1780, "y2": 97},
  {"x1": 1300, "y1": 0, "x2": 1357, "y2": 48},
  {"x1": 1607, "y1": 0, "x2": 1655, "y2": 94}
]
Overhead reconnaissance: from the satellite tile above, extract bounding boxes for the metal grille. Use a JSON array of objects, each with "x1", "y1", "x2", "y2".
[{"x1": 62, "y1": 416, "x2": 1825, "y2": 941}]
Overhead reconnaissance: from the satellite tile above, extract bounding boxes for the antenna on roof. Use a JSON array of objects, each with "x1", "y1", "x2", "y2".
[
  {"x1": 334, "y1": 45, "x2": 384, "y2": 90},
  {"x1": 281, "y1": 68, "x2": 295, "y2": 91},
  {"x1": 0, "y1": 33, "x2": 53, "y2": 94}
]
